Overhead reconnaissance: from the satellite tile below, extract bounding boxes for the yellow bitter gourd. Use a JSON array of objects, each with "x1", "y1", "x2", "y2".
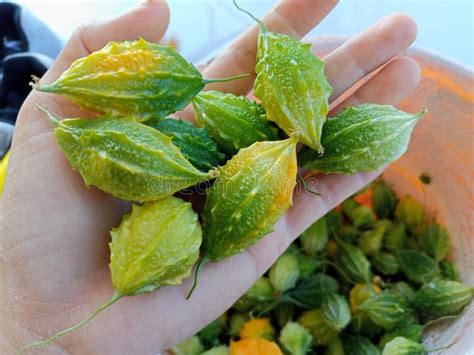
[
  {"x1": 20, "y1": 196, "x2": 201, "y2": 352},
  {"x1": 234, "y1": 1, "x2": 332, "y2": 153},
  {"x1": 34, "y1": 38, "x2": 247, "y2": 121},
  {"x1": 40, "y1": 106, "x2": 217, "y2": 202},
  {"x1": 188, "y1": 137, "x2": 298, "y2": 298}
]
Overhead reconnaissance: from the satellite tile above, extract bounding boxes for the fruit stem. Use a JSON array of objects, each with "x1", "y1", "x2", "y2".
[
  {"x1": 186, "y1": 255, "x2": 209, "y2": 299},
  {"x1": 297, "y1": 173, "x2": 321, "y2": 197},
  {"x1": 232, "y1": 0, "x2": 267, "y2": 33},
  {"x1": 202, "y1": 73, "x2": 249, "y2": 84},
  {"x1": 36, "y1": 104, "x2": 60, "y2": 127},
  {"x1": 19, "y1": 293, "x2": 121, "y2": 354}
]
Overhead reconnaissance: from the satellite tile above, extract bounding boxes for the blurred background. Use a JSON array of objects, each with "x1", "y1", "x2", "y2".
[{"x1": 9, "y1": 0, "x2": 474, "y2": 66}]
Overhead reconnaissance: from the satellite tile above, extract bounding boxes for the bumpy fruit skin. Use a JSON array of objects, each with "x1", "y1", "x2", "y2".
[
  {"x1": 359, "y1": 291, "x2": 409, "y2": 329},
  {"x1": 322, "y1": 293, "x2": 351, "y2": 331},
  {"x1": 299, "y1": 105, "x2": 426, "y2": 173},
  {"x1": 109, "y1": 197, "x2": 201, "y2": 296},
  {"x1": 413, "y1": 279, "x2": 473, "y2": 316},
  {"x1": 279, "y1": 322, "x2": 313, "y2": 355},
  {"x1": 47, "y1": 111, "x2": 214, "y2": 202},
  {"x1": 254, "y1": 30, "x2": 331, "y2": 153},
  {"x1": 381, "y1": 337, "x2": 425, "y2": 355},
  {"x1": 192, "y1": 90, "x2": 279, "y2": 154},
  {"x1": 239, "y1": 318, "x2": 275, "y2": 340},
  {"x1": 147, "y1": 117, "x2": 225, "y2": 171},
  {"x1": 298, "y1": 309, "x2": 338, "y2": 346},
  {"x1": 36, "y1": 38, "x2": 205, "y2": 121},
  {"x1": 202, "y1": 137, "x2": 298, "y2": 261}
]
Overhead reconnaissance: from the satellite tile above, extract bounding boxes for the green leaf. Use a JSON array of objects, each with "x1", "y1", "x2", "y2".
[
  {"x1": 283, "y1": 274, "x2": 339, "y2": 309},
  {"x1": 343, "y1": 335, "x2": 381, "y2": 355},
  {"x1": 300, "y1": 104, "x2": 426, "y2": 173},
  {"x1": 378, "y1": 324, "x2": 423, "y2": 350}
]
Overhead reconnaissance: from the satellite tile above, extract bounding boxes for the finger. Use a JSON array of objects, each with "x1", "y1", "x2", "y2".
[
  {"x1": 324, "y1": 13, "x2": 417, "y2": 101},
  {"x1": 42, "y1": 0, "x2": 170, "y2": 83},
  {"x1": 330, "y1": 57, "x2": 421, "y2": 114},
  {"x1": 202, "y1": 0, "x2": 338, "y2": 95}
]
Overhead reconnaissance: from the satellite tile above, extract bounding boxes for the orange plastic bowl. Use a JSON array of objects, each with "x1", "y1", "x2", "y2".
[{"x1": 310, "y1": 36, "x2": 473, "y2": 353}]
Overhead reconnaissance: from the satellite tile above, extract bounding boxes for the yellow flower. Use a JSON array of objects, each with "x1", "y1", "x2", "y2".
[
  {"x1": 239, "y1": 318, "x2": 275, "y2": 341},
  {"x1": 230, "y1": 338, "x2": 282, "y2": 355}
]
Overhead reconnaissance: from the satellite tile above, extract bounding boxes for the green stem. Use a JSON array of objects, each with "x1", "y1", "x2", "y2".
[
  {"x1": 232, "y1": 0, "x2": 267, "y2": 32},
  {"x1": 19, "y1": 293, "x2": 121, "y2": 354},
  {"x1": 202, "y1": 73, "x2": 249, "y2": 84},
  {"x1": 186, "y1": 255, "x2": 209, "y2": 299},
  {"x1": 36, "y1": 104, "x2": 60, "y2": 127},
  {"x1": 297, "y1": 173, "x2": 321, "y2": 197}
]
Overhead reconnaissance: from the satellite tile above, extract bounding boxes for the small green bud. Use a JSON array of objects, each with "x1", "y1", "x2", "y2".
[
  {"x1": 337, "y1": 225, "x2": 359, "y2": 244},
  {"x1": 372, "y1": 180, "x2": 398, "y2": 219},
  {"x1": 295, "y1": 252, "x2": 323, "y2": 280},
  {"x1": 384, "y1": 223, "x2": 408, "y2": 250},
  {"x1": 395, "y1": 196, "x2": 425, "y2": 234},
  {"x1": 352, "y1": 206, "x2": 376, "y2": 229},
  {"x1": 413, "y1": 278, "x2": 473, "y2": 317},
  {"x1": 439, "y1": 260, "x2": 460, "y2": 281},
  {"x1": 297, "y1": 309, "x2": 338, "y2": 346},
  {"x1": 228, "y1": 313, "x2": 249, "y2": 338},
  {"x1": 382, "y1": 337, "x2": 425, "y2": 355},
  {"x1": 322, "y1": 293, "x2": 351, "y2": 331},
  {"x1": 244, "y1": 277, "x2": 275, "y2": 303},
  {"x1": 398, "y1": 249, "x2": 438, "y2": 284},
  {"x1": 326, "y1": 209, "x2": 344, "y2": 234},
  {"x1": 338, "y1": 241, "x2": 372, "y2": 283},
  {"x1": 275, "y1": 303, "x2": 295, "y2": 329},
  {"x1": 172, "y1": 336, "x2": 205, "y2": 355},
  {"x1": 279, "y1": 322, "x2": 313, "y2": 355},
  {"x1": 371, "y1": 251, "x2": 400, "y2": 275},
  {"x1": 325, "y1": 336, "x2": 345, "y2": 355},
  {"x1": 343, "y1": 335, "x2": 381, "y2": 355},
  {"x1": 202, "y1": 345, "x2": 230, "y2": 355},
  {"x1": 358, "y1": 223, "x2": 386, "y2": 255},
  {"x1": 300, "y1": 216, "x2": 328, "y2": 256},
  {"x1": 389, "y1": 282, "x2": 416, "y2": 303},
  {"x1": 270, "y1": 254, "x2": 300, "y2": 292},
  {"x1": 378, "y1": 324, "x2": 423, "y2": 349},
  {"x1": 359, "y1": 290, "x2": 409, "y2": 329},
  {"x1": 199, "y1": 315, "x2": 227, "y2": 348},
  {"x1": 418, "y1": 223, "x2": 450, "y2": 261}
]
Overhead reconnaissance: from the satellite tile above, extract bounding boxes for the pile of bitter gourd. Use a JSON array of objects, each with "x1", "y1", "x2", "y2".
[
  {"x1": 21, "y1": 2, "x2": 447, "y2": 353},
  {"x1": 172, "y1": 180, "x2": 473, "y2": 354}
]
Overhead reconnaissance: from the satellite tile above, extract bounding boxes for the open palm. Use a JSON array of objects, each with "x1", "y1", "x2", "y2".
[{"x1": 0, "y1": 0, "x2": 421, "y2": 353}]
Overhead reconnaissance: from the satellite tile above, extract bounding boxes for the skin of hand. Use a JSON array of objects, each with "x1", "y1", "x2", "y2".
[{"x1": 0, "y1": 0, "x2": 421, "y2": 353}]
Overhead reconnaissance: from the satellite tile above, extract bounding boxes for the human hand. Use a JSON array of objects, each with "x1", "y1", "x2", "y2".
[{"x1": 0, "y1": 0, "x2": 420, "y2": 353}]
